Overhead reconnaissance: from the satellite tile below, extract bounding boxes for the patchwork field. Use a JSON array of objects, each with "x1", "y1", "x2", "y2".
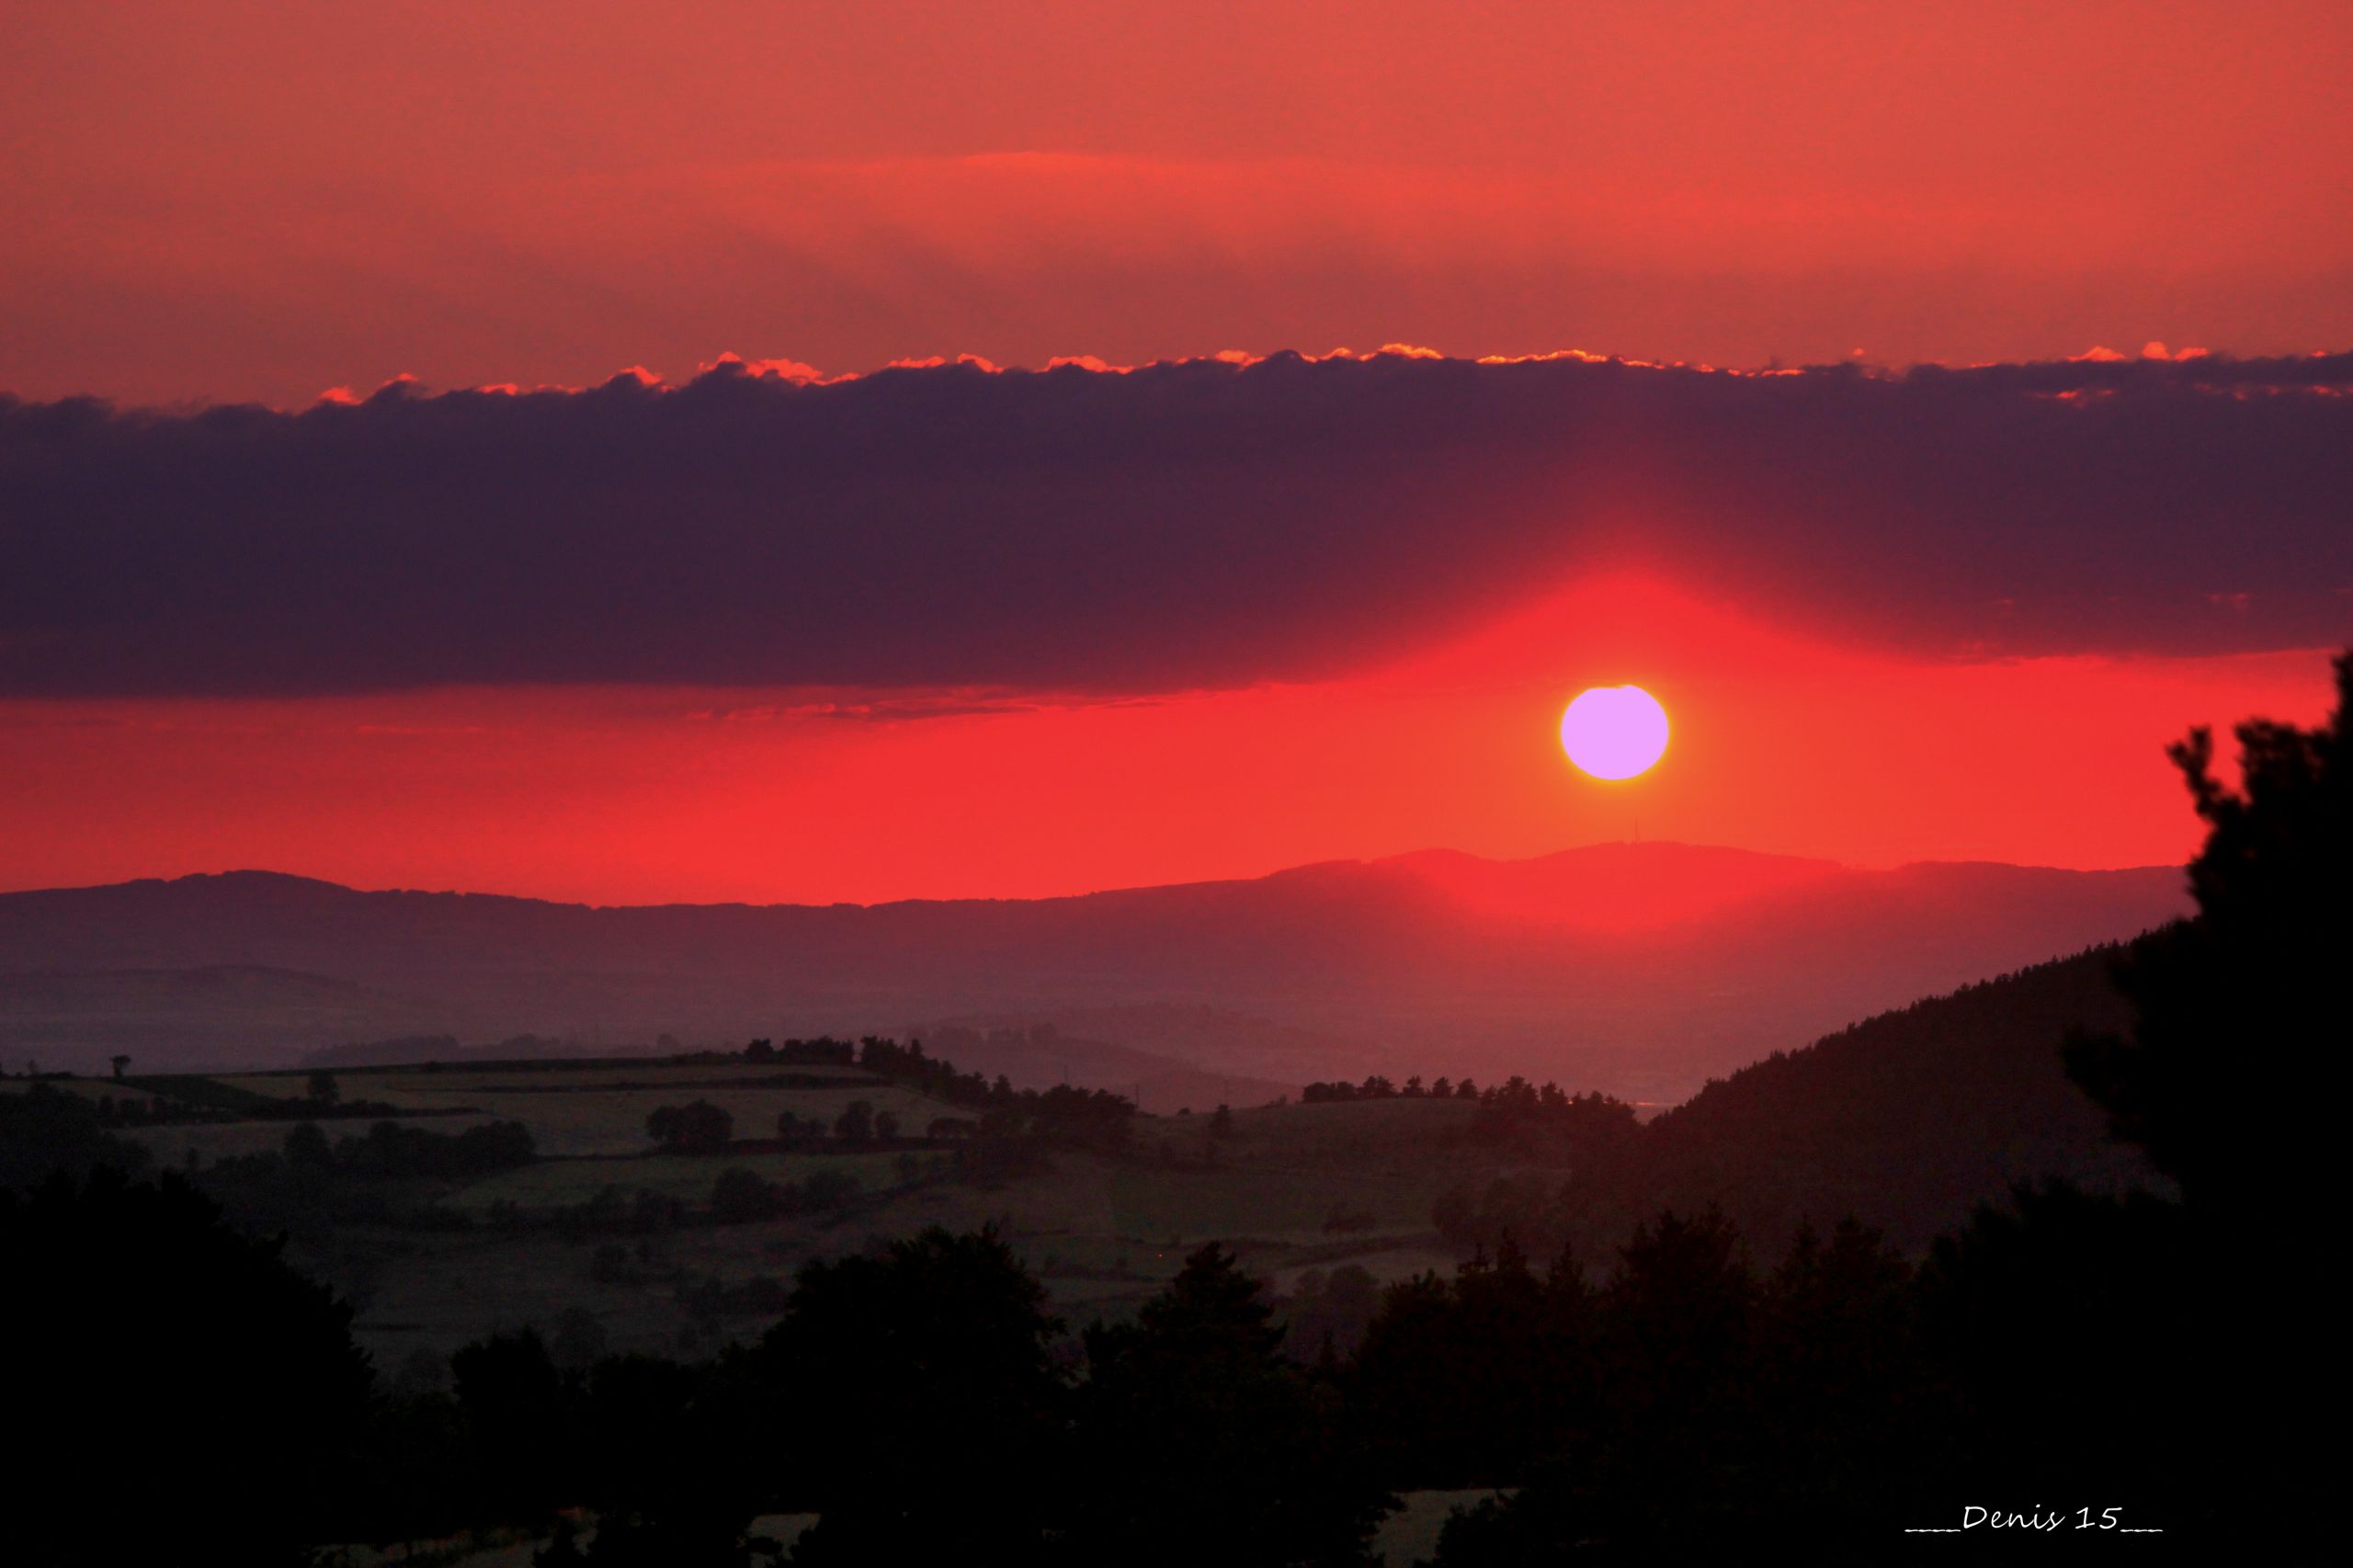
[{"x1": 18, "y1": 1054, "x2": 1527, "y2": 1373}]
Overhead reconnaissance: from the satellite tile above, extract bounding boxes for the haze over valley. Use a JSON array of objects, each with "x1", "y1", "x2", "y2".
[{"x1": 0, "y1": 842, "x2": 2186, "y2": 1105}]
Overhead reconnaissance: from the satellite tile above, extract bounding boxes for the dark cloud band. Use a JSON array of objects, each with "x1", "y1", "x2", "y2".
[{"x1": 3, "y1": 350, "x2": 2347, "y2": 698}]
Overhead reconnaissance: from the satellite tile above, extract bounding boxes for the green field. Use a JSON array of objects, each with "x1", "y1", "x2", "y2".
[
  {"x1": 217, "y1": 1065, "x2": 927, "y2": 1157},
  {"x1": 451, "y1": 1147, "x2": 920, "y2": 1209},
  {"x1": 27, "y1": 1055, "x2": 1528, "y2": 1368}
]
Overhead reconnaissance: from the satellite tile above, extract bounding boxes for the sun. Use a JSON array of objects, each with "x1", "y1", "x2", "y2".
[{"x1": 1561, "y1": 685, "x2": 1670, "y2": 780}]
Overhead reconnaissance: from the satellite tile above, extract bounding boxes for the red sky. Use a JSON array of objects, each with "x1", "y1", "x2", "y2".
[
  {"x1": 5, "y1": 2, "x2": 2351, "y2": 406},
  {"x1": 1, "y1": 576, "x2": 2333, "y2": 904},
  {"x1": 3, "y1": 5, "x2": 2347, "y2": 904}
]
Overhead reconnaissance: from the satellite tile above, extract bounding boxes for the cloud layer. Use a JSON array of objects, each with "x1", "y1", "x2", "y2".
[{"x1": 4, "y1": 350, "x2": 2348, "y2": 698}]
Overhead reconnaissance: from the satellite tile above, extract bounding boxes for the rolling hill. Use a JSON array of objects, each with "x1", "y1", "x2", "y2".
[
  {"x1": 0, "y1": 844, "x2": 2188, "y2": 1097},
  {"x1": 1605, "y1": 944, "x2": 2160, "y2": 1249}
]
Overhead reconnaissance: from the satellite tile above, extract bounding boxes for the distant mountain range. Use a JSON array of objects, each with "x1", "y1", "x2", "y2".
[{"x1": 0, "y1": 844, "x2": 2188, "y2": 1097}]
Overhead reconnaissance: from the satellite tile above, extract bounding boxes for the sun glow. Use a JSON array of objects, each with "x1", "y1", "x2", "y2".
[{"x1": 1561, "y1": 685, "x2": 1670, "y2": 780}]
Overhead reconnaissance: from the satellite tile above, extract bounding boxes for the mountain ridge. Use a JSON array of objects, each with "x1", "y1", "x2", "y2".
[{"x1": 0, "y1": 844, "x2": 2189, "y2": 1097}]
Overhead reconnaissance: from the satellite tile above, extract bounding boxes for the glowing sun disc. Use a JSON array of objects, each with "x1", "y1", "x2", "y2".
[{"x1": 1561, "y1": 686, "x2": 1670, "y2": 779}]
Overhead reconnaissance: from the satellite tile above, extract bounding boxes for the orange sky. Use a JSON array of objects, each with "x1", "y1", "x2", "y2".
[
  {"x1": 6, "y1": 2, "x2": 2351, "y2": 406},
  {"x1": 4, "y1": 6, "x2": 2347, "y2": 903},
  {"x1": 2, "y1": 578, "x2": 2332, "y2": 903}
]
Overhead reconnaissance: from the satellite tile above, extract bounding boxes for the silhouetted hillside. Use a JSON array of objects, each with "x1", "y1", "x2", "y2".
[{"x1": 1615, "y1": 945, "x2": 2161, "y2": 1249}]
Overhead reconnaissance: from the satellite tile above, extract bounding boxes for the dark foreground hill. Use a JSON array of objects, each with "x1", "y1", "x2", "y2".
[
  {"x1": 1601, "y1": 945, "x2": 2159, "y2": 1250},
  {"x1": 0, "y1": 844, "x2": 2187, "y2": 1096}
]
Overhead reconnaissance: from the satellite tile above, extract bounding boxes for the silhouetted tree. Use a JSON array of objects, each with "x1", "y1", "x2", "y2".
[
  {"x1": 1283, "y1": 1264, "x2": 1382, "y2": 1361},
  {"x1": 710, "y1": 1166, "x2": 780, "y2": 1223},
  {"x1": 1069, "y1": 1243, "x2": 1390, "y2": 1565},
  {"x1": 306, "y1": 1069, "x2": 341, "y2": 1107},
  {"x1": 1348, "y1": 1239, "x2": 1590, "y2": 1490},
  {"x1": 832, "y1": 1098, "x2": 875, "y2": 1144},
  {"x1": 2038, "y1": 650, "x2": 2345, "y2": 1552},
  {"x1": 568, "y1": 1352, "x2": 754, "y2": 1566},
  {"x1": 757, "y1": 1226, "x2": 1064, "y2": 1562},
  {"x1": 4, "y1": 1169, "x2": 372, "y2": 1565},
  {"x1": 2066, "y1": 649, "x2": 2349, "y2": 1223},
  {"x1": 1604, "y1": 1206, "x2": 1753, "y2": 1426},
  {"x1": 1748, "y1": 1218, "x2": 1924, "y2": 1528},
  {"x1": 646, "y1": 1099, "x2": 733, "y2": 1154},
  {"x1": 1916, "y1": 1183, "x2": 2197, "y2": 1510},
  {"x1": 284, "y1": 1119, "x2": 334, "y2": 1172},
  {"x1": 452, "y1": 1327, "x2": 570, "y2": 1524}
]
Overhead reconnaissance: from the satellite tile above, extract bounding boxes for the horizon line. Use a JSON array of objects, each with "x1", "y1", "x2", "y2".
[{"x1": 0, "y1": 839, "x2": 2188, "y2": 914}]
